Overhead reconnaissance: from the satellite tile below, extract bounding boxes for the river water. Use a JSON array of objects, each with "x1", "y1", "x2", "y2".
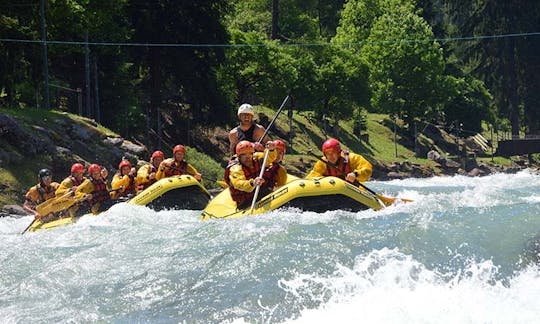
[{"x1": 1, "y1": 171, "x2": 540, "y2": 323}]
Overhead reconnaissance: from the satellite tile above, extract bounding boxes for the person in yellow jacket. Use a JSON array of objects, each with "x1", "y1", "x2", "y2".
[
  {"x1": 306, "y1": 138, "x2": 372, "y2": 183},
  {"x1": 225, "y1": 140, "x2": 278, "y2": 209},
  {"x1": 156, "y1": 144, "x2": 202, "y2": 181},
  {"x1": 55, "y1": 163, "x2": 86, "y2": 197},
  {"x1": 265, "y1": 139, "x2": 288, "y2": 189},
  {"x1": 110, "y1": 159, "x2": 137, "y2": 198},
  {"x1": 22, "y1": 169, "x2": 60, "y2": 220},
  {"x1": 73, "y1": 164, "x2": 113, "y2": 215},
  {"x1": 136, "y1": 150, "x2": 165, "y2": 192}
]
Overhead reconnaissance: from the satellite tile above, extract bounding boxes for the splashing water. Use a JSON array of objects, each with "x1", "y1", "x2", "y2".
[{"x1": 1, "y1": 170, "x2": 539, "y2": 323}]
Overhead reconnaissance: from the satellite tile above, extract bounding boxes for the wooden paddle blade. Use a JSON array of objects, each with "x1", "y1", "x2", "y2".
[
  {"x1": 36, "y1": 196, "x2": 78, "y2": 216},
  {"x1": 377, "y1": 194, "x2": 413, "y2": 207}
]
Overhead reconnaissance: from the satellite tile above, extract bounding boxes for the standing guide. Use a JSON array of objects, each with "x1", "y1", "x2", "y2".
[{"x1": 228, "y1": 103, "x2": 269, "y2": 157}]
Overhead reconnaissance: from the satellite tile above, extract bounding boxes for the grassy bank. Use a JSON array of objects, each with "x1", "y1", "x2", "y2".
[{"x1": 0, "y1": 105, "x2": 518, "y2": 207}]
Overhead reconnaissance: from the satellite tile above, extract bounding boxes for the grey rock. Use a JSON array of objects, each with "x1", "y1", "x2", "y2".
[{"x1": 1, "y1": 204, "x2": 30, "y2": 218}]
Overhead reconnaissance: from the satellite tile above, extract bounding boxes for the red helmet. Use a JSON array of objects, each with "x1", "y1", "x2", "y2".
[
  {"x1": 173, "y1": 144, "x2": 186, "y2": 155},
  {"x1": 71, "y1": 163, "x2": 85, "y2": 174},
  {"x1": 88, "y1": 163, "x2": 101, "y2": 174},
  {"x1": 118, "y1": 160, "x2": 132, "y2": 169},
  {"x1": 236, "y1": 140, "x2": 254, "y2": 155},
  {"x1": 322, "y1": 138, "x2": 341, "y2": 153},
  {"x1": 151, "y1": 150, "x2": 165, "y2": 160},
  {"x1": 274, "y1": 139, "x2": 286, "y2": 154}
]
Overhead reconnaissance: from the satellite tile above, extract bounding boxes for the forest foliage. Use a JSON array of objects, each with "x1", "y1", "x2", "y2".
[{"x1": 1, "y1": 0, "x2": 539, "y2": 149}]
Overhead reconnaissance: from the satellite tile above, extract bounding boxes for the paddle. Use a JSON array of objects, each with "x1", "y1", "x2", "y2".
[
  {"x1": 249, "y1": 148, "x2": 271, "y2": 214},
  {"x1": 21, "y1": 189, "x2": 79, "y2": 234},
  {"x1": 258, "y1": 94, "x2": 290, "y2": 144},
  {"x1": 35, "y1": 190, "x2": 74, "y2": 216},
  {"x1": 21, "y1": 217, "x2": 38, "y2": 235},
  {"x1": 34, "y1": 187, "x2": 121, "y2": 222},
  {"x1": 305, "y1": 150, "x2": 411, "y2": 207},
  {"x1": 246, "y1": 95, "x2": 290, "y2": 212}
]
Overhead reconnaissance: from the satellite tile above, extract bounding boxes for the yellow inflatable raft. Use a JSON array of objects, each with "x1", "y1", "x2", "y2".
[
  {"x1": 26, "y1": 215, "x2": 86, "y2": 232},
  {"x1": 201, "y1": 176, "x2": 385, "y2": 220},
  {"x1": 27, "y1": 175, "x2": 211, "y2": 233},
  {"x1": 129, "y1": 175, "x2": 211, "y2": 210}
]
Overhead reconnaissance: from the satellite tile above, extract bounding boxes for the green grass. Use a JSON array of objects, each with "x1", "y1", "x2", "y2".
[
  {"x1": 185, "y1": 146, "x2": 224, "y2": 189},
  {"x1": 0, "y1": 153, "x2": 54, "y2": 205},
  {"x1": 1, "y1": 106, "x2": 117, "y2": 137},
  {"x1": 0, "y1": 104, "x2": 527, "y2": 206},
  {"x1": 255, "y1": 106, "x2": 425, "y2": 165}
]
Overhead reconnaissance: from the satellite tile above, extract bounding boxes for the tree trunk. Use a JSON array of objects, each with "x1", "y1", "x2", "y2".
[
  {"x1": 149, "y1": 48, "x2": 163, "y2": 148},
  {"x1": 505, "y1": 37, "x2": 520, "y2": 137},
  {"x1": 271, "y1": 0, "x2": 280, "y2": 40}
]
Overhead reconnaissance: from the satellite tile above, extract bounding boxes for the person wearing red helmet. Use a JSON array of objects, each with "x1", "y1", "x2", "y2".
[
  {"x1": 136, "y1": 150, "x2": 165, "y2": 192},
  {"x1": 228, "y1": 103, "x2": 269, "y2": 157},
  {"x1": 22, "y1": 168, "x2": 60, "y2": 220},
  {"x1": 55, "y1": 163, "x2": 87, "y2": 197},
  {"x1": 306, "y1": 138, "x2": 373, "y2": 183},
  {"x1": 156, "y1": 144, "x2": 202, "y2": 181},
  {"x1": 263, "y1": 139, "x2": 288, "y2": 189},
  {"x1": 224, "y1": 140, "x2": 278, "y2": 209},
  {"x1": 111, "y1": 159, "x2": 137, "y2": 198},
  {"x1": 73, "y1": 163, "x2": 112, "y2": 214}
]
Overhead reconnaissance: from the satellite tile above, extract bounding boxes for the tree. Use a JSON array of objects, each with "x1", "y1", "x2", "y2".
[
  {"x1": 0, "y1": 2, "x2": 41, "y2": 107},
  {"x1": 442, "y1": 0, "x2": 540, "y2": 135},
  {"x1": 128, "y1": 0, "x2": 230, "y2": 146},
  {"x1": 442, "y1": 75, "x2": 494, "y2": 133},
  {"x1": 314, "y1": 46, "x2": 369, "y2": 131},
  {"x1": 361, "y1": 6, "x2": 445, "y2": 129},
  {"x1": 217, "y1": 29, "x2": 298, "y2": 109}
]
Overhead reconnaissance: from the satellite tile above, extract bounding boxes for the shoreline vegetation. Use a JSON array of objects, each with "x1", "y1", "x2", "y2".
[{"x1": 1, "y1": 106, "x2": 537, "y2": 215}]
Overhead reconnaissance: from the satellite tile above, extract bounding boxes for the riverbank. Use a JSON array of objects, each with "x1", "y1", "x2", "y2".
[{"x1": 1, "y1": 107, "x2": 536, "y2": 215}]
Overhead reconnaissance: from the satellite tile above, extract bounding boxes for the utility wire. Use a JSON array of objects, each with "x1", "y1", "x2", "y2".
[{"x1": 1, "y1": 31, "x2": 539, "y2": 48}]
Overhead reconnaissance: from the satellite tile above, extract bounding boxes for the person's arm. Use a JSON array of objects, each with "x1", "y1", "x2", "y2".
[
  {"x1": 136, "y1": 164, "x2": 151, "y2": 186},
  {"x1": 55, "y1": 178, "x2": 73, "y2": 197},
  {"x1": 111, "y1": 173, "x2": 129, "y2": 197},
  {"x1": 229, "y1": 129, "x2": 239, "y2": 156},
  {"x1": 156, "y1": 159, "x2": 172, "y2": 180},
  {"x1": 229, "y1": 165, "x2": 256, "y2": 192},
  {"x1": 186, "y1": 164, "x2": 202, "y2": 181},
  {"x1": 253, "y1": 124, "x2": 269, "y2": 144},
  {"x1": 22, "y1": 189, "x2": 39, "y2": 216},
  {"x1": 253, "y1": 148, "x2": 277, "y2": 166},
  {"x1": 251, "y1": 125, "x2": 268, "y2": 151},
  {"x1": 305, "y1": 160, "x2": 327, "y2": 179},
  {"x1": 348, "y1": 153, "x2": 373, "y2": 182},
  {"x1": 74, "y1": 179, "x2": 93, "y2": 200}
]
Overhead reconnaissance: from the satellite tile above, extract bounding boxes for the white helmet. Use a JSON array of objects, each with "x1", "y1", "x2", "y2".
[{"x1": 237, "y1": 103, "x2": 254, "y2": 117}]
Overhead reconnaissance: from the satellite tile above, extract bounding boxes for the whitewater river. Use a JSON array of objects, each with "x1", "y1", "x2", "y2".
[{"x1": 1, "y1": 170, "x2": 540, "y2": 323}]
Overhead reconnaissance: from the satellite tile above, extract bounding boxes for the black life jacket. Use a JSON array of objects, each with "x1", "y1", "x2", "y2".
[{"x1": 236, "y1": 124, "x2": 256, "y2": 142}]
